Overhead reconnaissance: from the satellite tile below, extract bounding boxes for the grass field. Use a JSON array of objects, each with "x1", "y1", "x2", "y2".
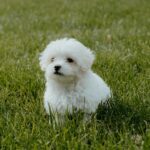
[{"x1": 0, "y1": 0, "x2": 150, "y2": 149}]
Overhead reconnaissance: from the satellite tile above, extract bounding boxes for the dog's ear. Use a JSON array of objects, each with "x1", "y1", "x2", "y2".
[
  {"x1": 39, "y1": 42, "x2": 54, "y2": 71},
  {"x1": 39, "y1": 52, "x2": 47, "y2": 71},
  {"x1": 78, "y1": 48, "x2": 95, "y2": 71}
]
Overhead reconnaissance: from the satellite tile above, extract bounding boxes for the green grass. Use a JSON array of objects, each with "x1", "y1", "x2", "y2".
[{"x1": 0, "y1": 0, "x2": 150, "y2": 149}]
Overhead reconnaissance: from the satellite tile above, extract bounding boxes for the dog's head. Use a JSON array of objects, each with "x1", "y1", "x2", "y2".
[{"x1": 39, "y1": 38, "x2": 95, "y2": 82}]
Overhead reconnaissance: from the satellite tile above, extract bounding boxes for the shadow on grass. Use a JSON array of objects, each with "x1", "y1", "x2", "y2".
[
  {"x1": 96, "y1": 95, "x2": 150, "y2": 134},
  {"x1": 43, "y1": 94, "x2": 150, "y2": 138}
]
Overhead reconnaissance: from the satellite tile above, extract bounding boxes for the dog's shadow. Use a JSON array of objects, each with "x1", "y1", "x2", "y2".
[{"x1": 96, "y1": 95, "x2": 150, "y2": 134}]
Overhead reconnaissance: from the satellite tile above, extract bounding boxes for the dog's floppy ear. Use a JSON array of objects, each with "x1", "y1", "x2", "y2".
[
  {"x1": 39, "y1": 52, "x2": 47, "y2": 71},
  {"x1": 39, "y1": 45, "x2": 52, "y2": 71},
  {"x1": 39, "y1": 41, "x2": 55, "y2": 71},
  {"x1": 78, "y1": 48, "x2": 95, "y2": 71}
]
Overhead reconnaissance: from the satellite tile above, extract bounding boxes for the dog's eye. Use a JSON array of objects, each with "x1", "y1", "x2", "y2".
[
  {"x1": 51, "y1": 57, "x2": 55, "y2": 62},
  {"x1": 67, "y1": 58, "x2": 74, "y2": 63}
]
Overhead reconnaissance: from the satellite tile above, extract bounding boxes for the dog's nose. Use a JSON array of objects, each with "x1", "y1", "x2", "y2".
[{"x1": 54, "y1": 65, "x2": 61, "y2": 71}]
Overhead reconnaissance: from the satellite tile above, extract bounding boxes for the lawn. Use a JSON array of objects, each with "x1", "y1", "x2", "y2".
[{"x1": 0, "y1": 0, "x2": 150, "y2": 149}]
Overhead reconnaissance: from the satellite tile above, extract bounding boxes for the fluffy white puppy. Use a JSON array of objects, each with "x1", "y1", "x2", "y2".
[{"x1": 39, "y1": 38, "x2": 111, "y2": 116}]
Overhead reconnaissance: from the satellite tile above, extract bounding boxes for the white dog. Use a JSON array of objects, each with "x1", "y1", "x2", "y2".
[{"x1": 39, "y1": 38, "x2": 111, "y2": 116}]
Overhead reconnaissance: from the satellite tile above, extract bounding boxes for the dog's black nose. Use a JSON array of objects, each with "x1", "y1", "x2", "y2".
[{"x1": 54, "y1": 65, "x2": 61, "y2": 71}]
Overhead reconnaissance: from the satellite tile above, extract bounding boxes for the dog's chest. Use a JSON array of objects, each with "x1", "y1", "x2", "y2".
[
  {"x1": 45, "y1": 85, "x2": 88, "y2": 113},
  {"x1": 55, "y1": 87, "x2": 85, "y2": 106}
]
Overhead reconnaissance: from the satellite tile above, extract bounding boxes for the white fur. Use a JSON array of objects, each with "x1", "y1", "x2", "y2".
[{"x1": 39, "y1": 38, "x2": 111, "y2": 115}]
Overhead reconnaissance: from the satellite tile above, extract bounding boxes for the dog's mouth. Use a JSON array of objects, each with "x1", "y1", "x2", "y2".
[{"x1": 54, "y1": 71, "x2": 64, "y2": 76}]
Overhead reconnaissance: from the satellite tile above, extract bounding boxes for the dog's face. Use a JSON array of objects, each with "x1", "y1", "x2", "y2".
[
  {"x1": 39, "y1": 38, "x2": 95, "y2": 82},
  {"x1": 45, "y1": 54, "x2": 81, "y2": 82}
]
